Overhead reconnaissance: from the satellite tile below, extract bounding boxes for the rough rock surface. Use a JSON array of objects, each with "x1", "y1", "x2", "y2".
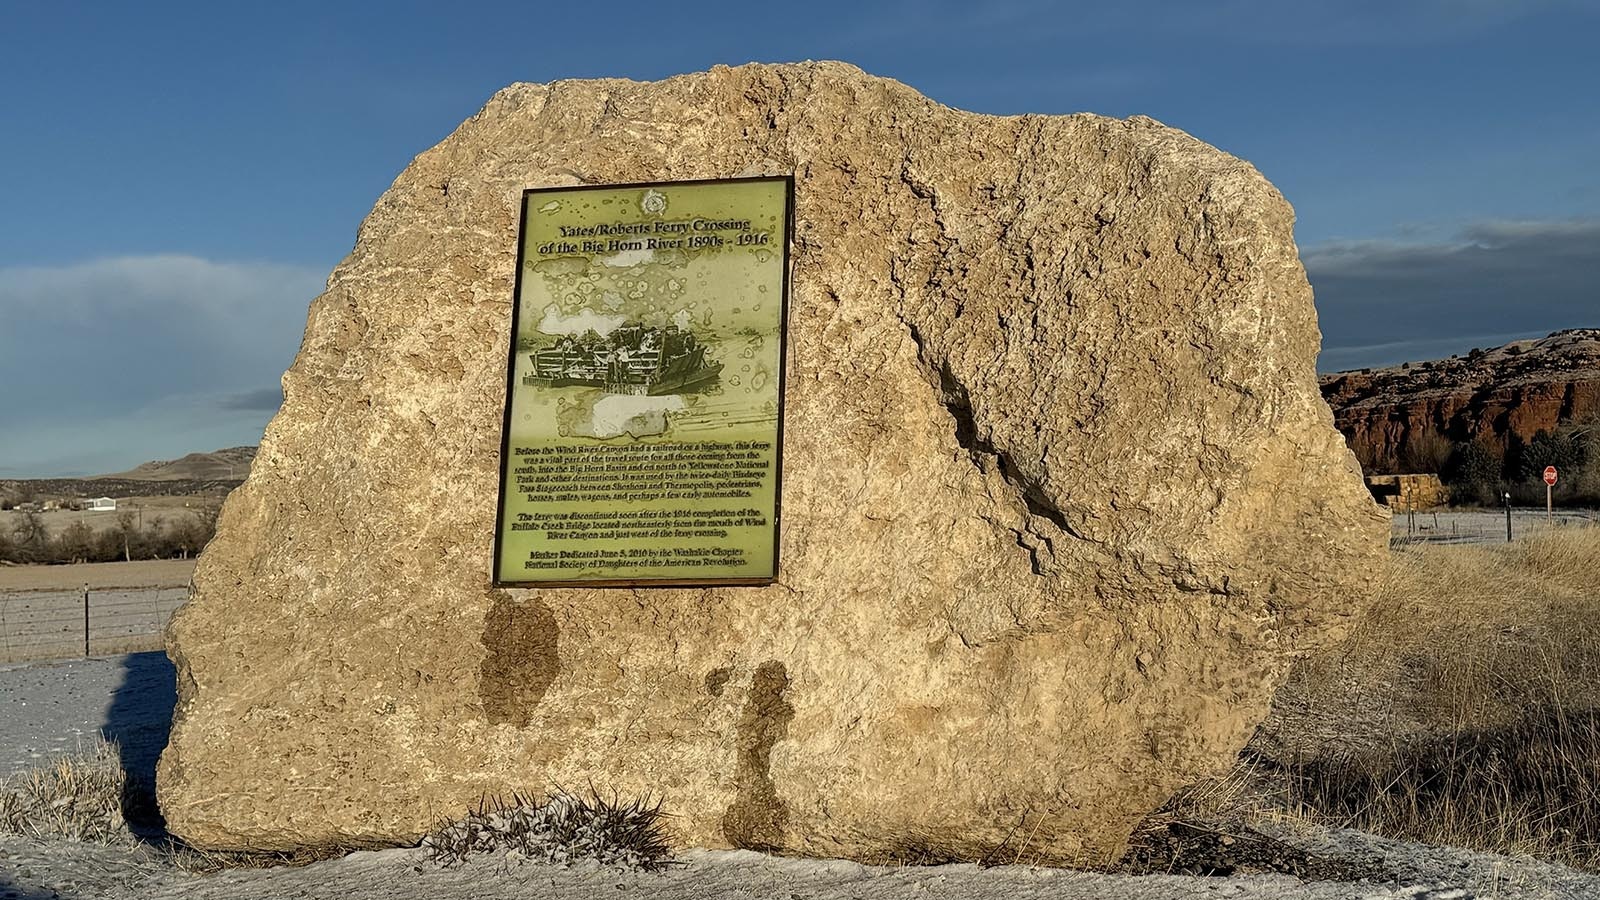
[
  {"x1": 1321, "y1": 329, "x2": 1600, "y2": 472},
  {"x1": 160, "y1": 62, "x2": 1387, "y2": 864}
]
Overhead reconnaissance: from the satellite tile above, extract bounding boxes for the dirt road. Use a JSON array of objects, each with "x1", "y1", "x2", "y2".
[{"x1": 0, "y1": 559, "x2": 195, "y2": 593}]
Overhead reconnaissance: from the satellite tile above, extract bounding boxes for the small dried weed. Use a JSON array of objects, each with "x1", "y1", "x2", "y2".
[{"x1": 423, "y1": 789, "x2": 670, "y2": 871}]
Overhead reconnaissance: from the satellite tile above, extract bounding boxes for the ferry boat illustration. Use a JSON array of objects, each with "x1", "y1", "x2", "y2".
[{"x1": 524, "y1": 322, "x2": 722, "y2": 396}]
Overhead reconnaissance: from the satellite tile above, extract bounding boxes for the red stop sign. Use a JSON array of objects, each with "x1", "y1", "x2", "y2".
[{"x1": 1544, "y1": 466, "x2": 1558, "y2": 486}]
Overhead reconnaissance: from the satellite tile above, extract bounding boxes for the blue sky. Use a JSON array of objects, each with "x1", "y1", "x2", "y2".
[{"x1": 2, "y1": 1, "x2": 1598, "y2": 475}]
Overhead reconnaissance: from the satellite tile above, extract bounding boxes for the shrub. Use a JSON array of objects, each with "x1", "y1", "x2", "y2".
[
  {"x1": 423, "y1": 790, "x2": 670, "y2": 871},
  {"x1": 1399, "y1": 430, "x2": 1452, "y2": 474},
  {"x1": 1443, "y1": 439, "x2": 1505, "y2": 505}
]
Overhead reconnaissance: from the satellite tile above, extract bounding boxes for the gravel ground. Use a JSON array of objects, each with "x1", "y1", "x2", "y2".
[{"x1": 3, "y1": 653, "x2": 1599, "y2": 899}]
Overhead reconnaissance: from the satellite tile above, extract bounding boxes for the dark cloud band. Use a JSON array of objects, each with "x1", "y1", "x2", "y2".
[
  {"x1": 218, "y1": 387, "x2": 285, "y2": 412},
  {"x1": 1309, "y1": 218, "x2": 1600, "y2": 371}
]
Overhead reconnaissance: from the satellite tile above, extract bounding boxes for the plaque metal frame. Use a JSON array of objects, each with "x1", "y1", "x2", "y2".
[{"x1": 491, "y1": 175, "x2": 794, "y2": 589}]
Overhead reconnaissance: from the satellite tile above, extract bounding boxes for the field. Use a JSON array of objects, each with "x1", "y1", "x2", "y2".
[
  {"x1": 0, "y1": 559, "x2": 197, "y2": 593},
  {"x1": 1225, "y1": 525, "x2": 1600, "y2": 870},
  {"x1": 0, "y1": 453, "x2": 243, "y2": 567},
  {"x1": 1, "y1": 493, "x2": 224, "y2": 567},
  {"x1": 0, "y1": 496, "x2": 219, "y2": 538}
]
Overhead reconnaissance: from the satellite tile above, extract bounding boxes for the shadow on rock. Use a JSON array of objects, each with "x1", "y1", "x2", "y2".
[{"x1": 99, "y1": 651, "x2": 176, "y2": 841}]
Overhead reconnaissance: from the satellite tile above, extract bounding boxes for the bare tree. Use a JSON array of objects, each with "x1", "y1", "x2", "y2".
[
  {"x1": 11, "y1": 510, "x2": 49, "y2": 562},
  {"x1": 113, "y1": 510, "x2": 137, "y2": 562},
  {"x1": 56, "y1": 521, "x2": 95, "y2": 564},
  {"x1": 1401, "y1": 430, "x2": 1453, "y2": 474},
  {"x1": 169, "y1": 512, "x2": 214, "y2": 559}
]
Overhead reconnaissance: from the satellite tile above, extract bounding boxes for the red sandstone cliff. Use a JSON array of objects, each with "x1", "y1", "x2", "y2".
[{"x1": 1320, "y1": 330, "x2": 1600, "y2": 473}]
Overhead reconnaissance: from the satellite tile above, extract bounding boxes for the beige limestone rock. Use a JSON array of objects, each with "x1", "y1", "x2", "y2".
[{"x1": 159, "y1": 61, "x2": 1389, "y2": 864}]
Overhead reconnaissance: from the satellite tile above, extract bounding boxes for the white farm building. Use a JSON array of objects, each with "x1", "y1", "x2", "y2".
[{"x1": 85, "y1": 497, "x2": 117, "y2": 512}]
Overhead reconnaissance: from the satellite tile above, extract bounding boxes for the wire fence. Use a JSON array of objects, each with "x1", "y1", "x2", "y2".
[
  {"x1": 1388, "y1": 508, "x2": 1600, "y2": 548},
  {"x1": 0, "y1": 587, "x2": 186, "y2": 664}
]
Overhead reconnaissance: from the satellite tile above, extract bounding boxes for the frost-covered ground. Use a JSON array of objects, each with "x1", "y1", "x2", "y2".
[
  {"x1": 7, "y1": 836, "x2": 1599, "y2": 900},
  {"x1": 0, "y1": 653, "x2": 172, "y2": 782},
  {"x1": 3, "y1": 653, "x2": 1599, "y2": 899}
]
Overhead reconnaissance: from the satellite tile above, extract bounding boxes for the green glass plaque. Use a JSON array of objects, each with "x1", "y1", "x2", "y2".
[{"x1": 493, "y1": 177, "x2": 793, "y2": 586}]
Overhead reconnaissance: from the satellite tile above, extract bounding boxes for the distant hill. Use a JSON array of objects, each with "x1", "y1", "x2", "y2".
[
  {"x1": 1320, "y1": 329, "x2": 1600, "y2": 474},
  {"x1": 0, "y1": 447, "x2": 258, "y2": 505},
  {"x1": 97, "y1": 447, "x2": 257, "y2": 482}
]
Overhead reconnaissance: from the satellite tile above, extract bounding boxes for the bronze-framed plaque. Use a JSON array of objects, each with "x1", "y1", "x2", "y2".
[{"x1": 493, "y1": 176, "x2": 793, "y2": 587}]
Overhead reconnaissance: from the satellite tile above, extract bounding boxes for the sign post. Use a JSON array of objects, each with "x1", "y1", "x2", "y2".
[
  {"x1": 1504, "y1": 492, "x2": 1512, "y2": 543},
  {"x1": 1544, "y1": 465, "x2": 1558, "y2": 519},
  {"x1": 493, "y1": 177, "x2": 793, "y2": 587}
]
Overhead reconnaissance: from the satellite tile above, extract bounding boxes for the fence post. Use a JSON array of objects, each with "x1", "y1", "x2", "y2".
[{"x1": 83, "y1": 585, "x2": 89, "y2": 658}]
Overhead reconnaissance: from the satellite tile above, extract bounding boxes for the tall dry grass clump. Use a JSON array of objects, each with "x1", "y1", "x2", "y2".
[
  {"x1": 1253, "y1": 525, "x2": 1600, "y2": 869},
  {"x1": 0, "y1": 737, "x2": 137, "y2": 844}
]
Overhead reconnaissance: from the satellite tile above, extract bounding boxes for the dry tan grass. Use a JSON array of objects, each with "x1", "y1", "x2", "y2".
[
  {"x1": 1372, "y1": 527, "x2": 1600, "y2": 723},
  {"x1": 1241, "y1": 525, "x2": 1600, "y2": 870},
  {"x1": 0, "y1": 737, "x2": 135, "y2": 843},
  {"x1": 0, "y1": 738, "x2": 368, "y2": 871}
]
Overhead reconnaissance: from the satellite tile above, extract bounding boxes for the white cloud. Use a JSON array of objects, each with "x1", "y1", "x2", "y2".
[
  {"x1": 0, "y1": 255, "x2": 323, "y2": 321},
  {"x1": 0, "y1": 255, "x2": 323, "y2": 476},
  {"x1": 0, "y1": 399, "x2": 272, "y2": 478}
]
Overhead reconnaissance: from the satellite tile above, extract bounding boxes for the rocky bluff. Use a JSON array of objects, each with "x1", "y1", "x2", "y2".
[
  {"x1": 1322, "y1": 329, "x2": 1600, "y2": 473},
  {"x1": 160, "y1": 62, "x2": 1387, "y2": 864}
]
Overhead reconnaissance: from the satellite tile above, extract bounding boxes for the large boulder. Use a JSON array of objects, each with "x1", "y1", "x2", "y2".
[{"x1": 160, "y1": 61, "x2": 1388, "y2": 864}]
